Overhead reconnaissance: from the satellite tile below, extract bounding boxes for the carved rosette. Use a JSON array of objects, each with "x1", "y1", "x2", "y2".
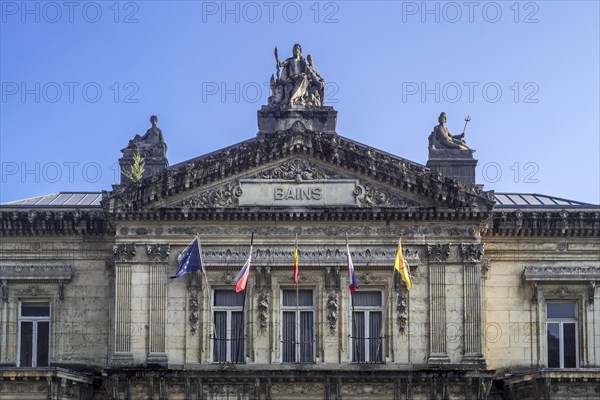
[
  {"x1": 460, "y1": 243, "x2": 485, "y2": 263},
  {"x1": 113, "y1": 243, "x2": 136, "y2": 262},
  {"x1": 146, "y1": 244, "x2": 171, "y2": 263},
  {"x1": 427, "y1": 244, "x2": 450, "y2": 262}
]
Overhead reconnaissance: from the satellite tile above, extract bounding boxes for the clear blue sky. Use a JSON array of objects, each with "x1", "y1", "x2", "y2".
[{"x1": 1, "y1": 1, "x2": 599, "y2": 204}]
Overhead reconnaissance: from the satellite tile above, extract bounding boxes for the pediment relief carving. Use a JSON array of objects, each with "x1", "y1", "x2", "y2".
[
  {"x1": 104, "y1": 130, "x2": 494, "y2": 214},
  {"x1": 165, "y1": 158, "x2": 425, "y2": 209}
]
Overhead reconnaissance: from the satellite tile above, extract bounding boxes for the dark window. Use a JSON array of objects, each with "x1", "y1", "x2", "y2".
[
  {"x1": 546, "y1": 302, "x2": 578, "y2": 368},
  {"x1": 19, "y1": 302, "x2": 50, "y2": 367},
  {"x1": 351, "y1": 291, "x2": 383, "y2": 363},
  {"x1": 281, "y1": 290, "x2": 314, "y2": 363},
  {"x1": 212, "y1": 290, "x2": 245, "y2": 363}
]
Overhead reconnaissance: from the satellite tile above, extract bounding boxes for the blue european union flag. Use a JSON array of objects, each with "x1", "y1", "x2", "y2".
[{"x1": 170, "y1": 238, "x2": 202, "y2": 280}]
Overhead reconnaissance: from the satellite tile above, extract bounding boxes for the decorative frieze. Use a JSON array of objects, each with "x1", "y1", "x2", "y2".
[
  {"x1": 523, "y1": 266, "x2": 600, "y2": 282},
  {"x1": 0, "y1": 209, "x2": 111, "y2": 236},
  {"x1": 0, "y1": 265, "x2": 73, "y2": 282}
]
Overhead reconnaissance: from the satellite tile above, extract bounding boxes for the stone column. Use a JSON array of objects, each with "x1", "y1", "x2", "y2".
[
  {"x1": 146, "y1": 244, "x2": 170, "y2": 365},
  {"x1": 461, "y1": 243, "x2": 486, "y2": 364},
  {"x1": 427, "y1": 244, "x2": 451, "y2": 363},
  {"x1": 112, "y1": 243, "x2": 136, "y2": 365}
]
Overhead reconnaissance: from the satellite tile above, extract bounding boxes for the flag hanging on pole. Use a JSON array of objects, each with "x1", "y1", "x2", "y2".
[
  {"x1": 394, "y1": 238, "x2": 412, "y2": 290},
  {"x1": 293, "y1": 241, "x2": 299, "y2": 287},
  {"x1": 347, "y1": 243, "x2": 358, "y2": 293},
  {"x1": 170, "y1": 238, "x2": 203, "y2": 280},
  {"x1": 235, "y1": 246, "x2": 253, "y2": 293}
]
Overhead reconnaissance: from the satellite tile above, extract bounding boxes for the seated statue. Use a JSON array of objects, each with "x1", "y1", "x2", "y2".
[
  {"x1": 428, "y1": 112, "x2": 474, "y2": 153},
  {"x1": 123, "y1": 115, "x2": 167, "y2": 158},
  {"x1": 268, "y1": 44, "x2": 326, "y2": 109}
]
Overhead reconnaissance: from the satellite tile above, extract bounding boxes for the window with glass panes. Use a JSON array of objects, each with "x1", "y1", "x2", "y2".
[
  {"x1": 18, "y1": 302, "x2": 50, "y2": 367},
  {"x1": 212, "y1": 290, "x2": 245, "y2": 363},
  {"x1": 281, "y1": 290, "x2": 314, "y2": 363},
  {"x1": 546, "y1": 302, "x2": 578, "y2": 368},
  {"x1": 351, "y1": 291, "x2": 383, "y2": 363}
]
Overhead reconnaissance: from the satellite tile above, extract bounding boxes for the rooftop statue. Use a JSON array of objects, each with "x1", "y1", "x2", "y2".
[
  {"x1": 428, "y1": 112, "x2": 474, "y2": 153},
  {"x1": 122, "y1": 115, "x2": 168, "y2": 158},
  {"x1": 268, "y1": 44, "x2": 325, "y2": 109}
]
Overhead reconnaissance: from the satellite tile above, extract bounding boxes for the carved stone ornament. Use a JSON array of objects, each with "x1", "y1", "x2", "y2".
[
  {"x1": 256, "y1": 159, "x2": 330, "y2": 181},
  {"x1": 113, "y1": 243, "x2": 136, "y2": 262},
  {"x1": 326, "y1": 293, "x2": 338, "y2": 334},
  {"x1": 427, "y1": 244, "x2": 450, "y2": 262},
  {"x1": 394, "y1": 274, "x2": 409, "y2": 333},
  {"x1": 271, "y1": 382, "x2": 325, "y2": 395},
  {"x1": 16, "y1": 285, "x2": 47, "y2": 296},
  {"x1": 175, "y1": 183, "x2": 242, "y2": 208},
  {"x1": 188, "y1": 286, "x2": 200, "y2": 335},
  {"x1": 1, "y1": 280, "x2": 8, "y2": 304},
  {"x1": 460, "y1": 243, "x2": 485, "y2": 263},
  {"x1": 0, "y1": 265, "x2": 73, "y2": 281},
  {"x1": 146, "y1": 244, "x2": 171, "y2": 263},
  {"x1": 324, "y1": 266, "x2": 340, "y2": 291},
  {"x1": 257, "y1": 291, "x2": 269, "y2": 330},
  {"x1": 354, "y1": 184, "x2": 417, "y2": 208}
]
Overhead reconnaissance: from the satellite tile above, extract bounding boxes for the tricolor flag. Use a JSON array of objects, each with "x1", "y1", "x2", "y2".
[
  {"x1": 347, "y1": 243, "x2": 358, "y2": 293},
  {"x1": 394, "y1": 238, "x2": 412, "y2": 290},
  {"x1": 235, "y1": 247, "x2": 253, "y2": 293},
  {"x1": 170, "y1": 238, "x2": 203, "y2": 280},
  {"x1": 293, "y1": 243, "x2": 299, "y2": 287}
]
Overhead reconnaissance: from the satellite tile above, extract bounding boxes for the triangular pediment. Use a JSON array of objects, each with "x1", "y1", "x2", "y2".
[{"x1": 103, "y1": 130, "x2": 494, "y2": 215}]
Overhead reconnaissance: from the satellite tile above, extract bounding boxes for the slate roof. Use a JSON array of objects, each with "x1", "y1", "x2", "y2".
[{"x1": 0, "y1": 192, "x2": 103, "y2": 207}]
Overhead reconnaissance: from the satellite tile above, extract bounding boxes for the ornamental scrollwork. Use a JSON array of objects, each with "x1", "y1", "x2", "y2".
[
  {"x1": 146, "y1": 244, "x2": 171, "y2": 263},
  {"x1": 427, "y1": 244, "x2": 450, "y2": 262},
  {"x1": 113, "y1": 243, "x2": 136, "y2": 262},
  {"x1": 176, "y1": 183, "x2": 242, "y2": 208},
  {"x1": 354, "y1": 184, "x2": 413, "y2": 208}
]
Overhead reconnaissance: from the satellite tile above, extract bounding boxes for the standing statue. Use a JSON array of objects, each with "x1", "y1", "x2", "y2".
[
  {"x1": 268, "y1": 44, "x2": 326, "y2": 109},
  {"x1": 428, "y1": 112, "x2": 473, "y2": 152}
]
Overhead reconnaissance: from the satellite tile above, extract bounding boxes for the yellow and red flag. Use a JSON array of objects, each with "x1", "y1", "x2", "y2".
[
  {"x1": 394, "y1": 238, "x2": 412, "y2": 290},
  {"x1": 293, "y1": 244, "x2": 299, "y2": 287}
]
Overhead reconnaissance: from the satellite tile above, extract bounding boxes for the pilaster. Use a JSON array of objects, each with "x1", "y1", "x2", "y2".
[{"x1": 427, "y1": 244, "x2": 451, "y2": 364}]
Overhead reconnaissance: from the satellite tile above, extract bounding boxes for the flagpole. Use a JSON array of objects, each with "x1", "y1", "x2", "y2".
[
  {"x1": 376, "y1": 236, "x2": 401, "y2": 362},
  {"x1": 346, "y1": 232, "x2": 359, "y2": 362},
  {"x1": 196, "y1": 234, "x2": 216, "y2": 348},
  {"x1": 237, "y1": 231, "x2": 253, "y2": 363}
]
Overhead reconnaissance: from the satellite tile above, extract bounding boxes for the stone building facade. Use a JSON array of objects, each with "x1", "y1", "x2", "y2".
[{"x1": 1, "y1": 48, "x2": 599, "y2": 399}]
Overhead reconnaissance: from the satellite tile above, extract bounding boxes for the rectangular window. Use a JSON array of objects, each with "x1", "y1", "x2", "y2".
[
  {"x1": 18, "y1": 302, "x2": 50, "y2": 367},
  {"x1": 546, "y1": 302, "x2": 578, "y2": 368},
  {"x1": 212, "y1": 290, "x2": 245, "y2": 363},
  {"x1": 351, "y1": 291, "x2": 383, "y2": 363},
  {"x1": 281, "y1": 290, "x2": 314, "y2": 363}
]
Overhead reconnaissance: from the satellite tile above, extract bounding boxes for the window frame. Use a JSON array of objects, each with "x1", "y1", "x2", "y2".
[
  {"x1": 17, "y1": 300, "x2": 51, "y2": 368},
  {"x1": 546, "y1": 301, "x2": 579, "y2": 369},
  {"x1": 280, "y1": 288, "x2": 315, "y2": 363},
  {"x1": 211, "y1": 289, "x2": 246, "y2": 364},
  {"x1": 349, "y1": 290, "x2": 384, "y2": 364}
]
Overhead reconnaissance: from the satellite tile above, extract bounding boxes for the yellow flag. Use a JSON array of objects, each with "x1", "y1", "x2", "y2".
[{"x1": 394, "y1": 239, "x2": 412, "y2": 290}]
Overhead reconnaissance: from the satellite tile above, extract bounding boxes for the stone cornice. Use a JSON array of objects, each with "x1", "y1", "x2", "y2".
[
  {"x1": 485, "y1": 209, "x2": 600, "y2": 237},
  {"x1": 0, "y1": 264, "x2": 73, "y2": 283},
  {"x1": 102, "y1": 130, "x2": 495, "y2": 214},
  {"x1": 0, "y1": 209, "x2": 113, "y2": 237},
  {"x1": 523, "y1": 265, "x2": 600, "y2": 283}
]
